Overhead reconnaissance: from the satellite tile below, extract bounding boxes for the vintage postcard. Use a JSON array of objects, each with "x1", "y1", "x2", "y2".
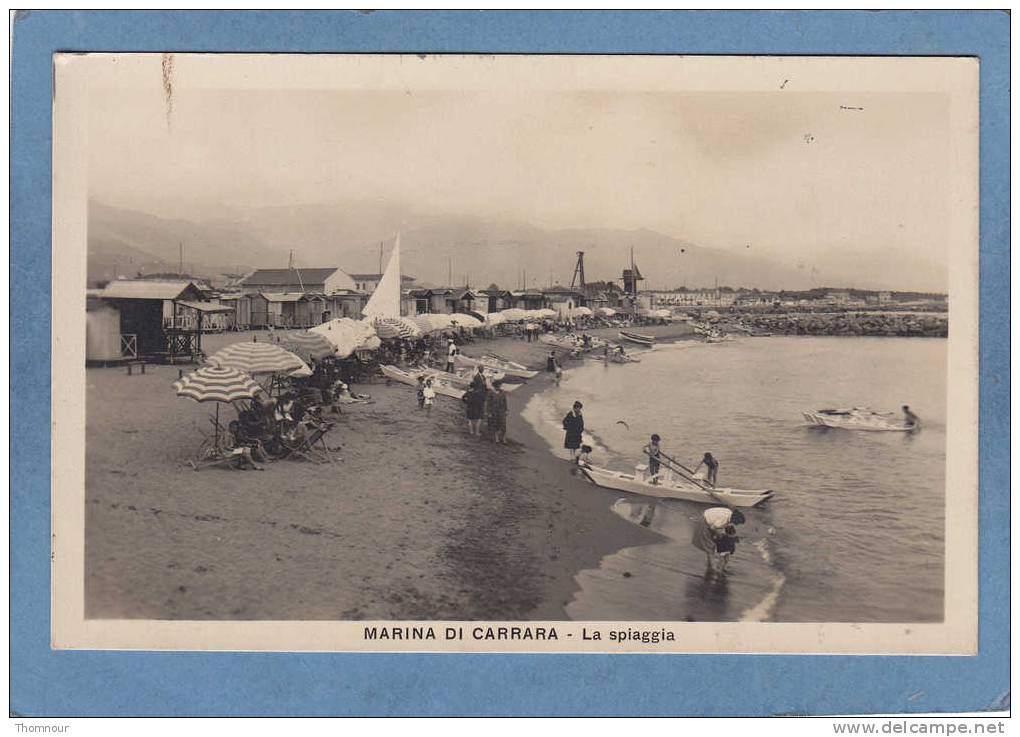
[{"x1": 51, "y1": 53, "x2": 979, "y2": 654}]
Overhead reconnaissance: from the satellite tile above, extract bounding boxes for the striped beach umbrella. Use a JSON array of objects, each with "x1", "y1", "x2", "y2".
[
  {"x1": 367, "y1": 316, "x2": 420, "y2": 340},
  {"x1": 272, "y1": 330, "x2": 337, "y2": 362},
  {"x1": 173, "y1": 365, "x2": 262, "y2": 404},
  {"x1": 173, "y1": 365, "x2": 262, "y2": 451},
  {"x1": 207, "y1": 340, "x2": 308, "y2": 375}
]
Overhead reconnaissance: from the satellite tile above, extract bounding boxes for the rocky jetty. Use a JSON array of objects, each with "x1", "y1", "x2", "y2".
[{"x1": 708, "y1": 311, "x2": 948, "y2": 338}]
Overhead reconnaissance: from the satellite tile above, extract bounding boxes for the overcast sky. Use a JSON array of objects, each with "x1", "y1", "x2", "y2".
[{"x1": 86, "y1": 55, "x2": 953, "y2": 287}]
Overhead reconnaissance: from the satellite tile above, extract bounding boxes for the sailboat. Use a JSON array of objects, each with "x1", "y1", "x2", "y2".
[{"x1": 362, "y1": 234, "x2": 402, "y2": 319}]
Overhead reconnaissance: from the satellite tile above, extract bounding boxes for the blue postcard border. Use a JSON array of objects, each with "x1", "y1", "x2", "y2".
[{"x1": 10, "y1": 10, "x2": 1010, "y2": 717}]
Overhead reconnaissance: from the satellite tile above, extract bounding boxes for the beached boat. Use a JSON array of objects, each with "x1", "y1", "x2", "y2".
[
  {"x1": 802, "y1": 408, "x2": 917, "y2": 432},
  {"x1": 453, "y1": 354, "x2": 539, "y2": 379},
  {"x1": 704, "y1": 332, "x2": 733, "y2": 344},
  {"x1": 580, "y1": 462, "x2": 774, "y2": 507},
  {"x1": 380, "y1": 365, "x2": 465, "y2": 399},
  {"x1": 618, "y1": 330, "x2": 655, "y2": 347},
  {"x1": 427, "y1": 367, "x2": 522, "y2": 392}
]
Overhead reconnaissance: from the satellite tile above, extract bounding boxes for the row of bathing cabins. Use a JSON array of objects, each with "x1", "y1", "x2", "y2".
[{"x1": 86, "y1": 266, "x2": 612, "y2": 364}]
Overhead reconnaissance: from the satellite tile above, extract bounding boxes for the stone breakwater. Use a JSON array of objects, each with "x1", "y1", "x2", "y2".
[{"x1": 720, "y1": 311, "x2": 948, "y2": 338}]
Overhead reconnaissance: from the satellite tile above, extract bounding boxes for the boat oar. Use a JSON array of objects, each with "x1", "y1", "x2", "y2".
[{"x1": 645, "y1": 449, "x2": 733, "y2": 509}]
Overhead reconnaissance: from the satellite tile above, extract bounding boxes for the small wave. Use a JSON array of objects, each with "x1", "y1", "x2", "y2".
[
  {"x1": 739, "y1": 573, "x2": 786, "y2": 622},
  {"x1": 738, "y1": 538, "x2": 784, "y2": 621}
]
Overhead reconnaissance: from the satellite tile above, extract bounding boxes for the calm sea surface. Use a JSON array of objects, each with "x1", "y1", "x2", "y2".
[{"x1": 523, "y1": 336, "x2": 946, "y2": 622}]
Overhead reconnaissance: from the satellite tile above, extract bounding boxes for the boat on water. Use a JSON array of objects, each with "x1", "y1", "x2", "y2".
[
  {"x1": 453, "y1": 354, "x2": 539, "y2": 379},
  {"x1": 380, "y1": 365, "x2": 465, "y2": 399},
  {"x1": 802, "y1": 407, "x2": 917, "y2": 432},
  {"x1": 592, "y1": 352, "x2": 641, "y2": 364},
  {"x1": 580, "y1": 462, "x2": 774, "y2": 507},
  {"x1": 619, "y1": 330, "x2": 655, "y2": 347}
]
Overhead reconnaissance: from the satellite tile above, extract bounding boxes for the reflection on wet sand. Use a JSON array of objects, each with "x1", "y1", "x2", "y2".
[{"x1": 564, "y1": 497, "x2": 783, "y2": 622}]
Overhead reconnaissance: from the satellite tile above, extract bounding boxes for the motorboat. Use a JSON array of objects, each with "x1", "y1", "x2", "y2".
[
  {"x1": 802, "y1": 407, "x2": 918, "y2": 432},
  {"x1": 453, "y1": 354, "x2": 539, "y2": 379},
  {"x1": 380, "y1": 365, "x2": 465, "y2": 399},
  {"x1": 580, "y1": 462, "x2": 774, "y2": 507}
]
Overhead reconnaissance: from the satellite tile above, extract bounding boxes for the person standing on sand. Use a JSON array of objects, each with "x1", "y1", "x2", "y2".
[
  {"x1": 416, "y1": 376, "x2": 426, "y2": 410},
  {"x1": 470, "y1": 365, "x2": 487, "y2": 393},
  {"x1": 547, "y1": 350, "x2": 558, "y2": 373},
  {"x1": 422, "y1": 378, "x2": 436, "y2": 415},
  {"x1": 445, "y1": 339, "x2": 457, "y2": 373},
  {"x1": 562, "y1": 401, "x2": 585, "y2": 462},
  {"x1": 486, "y1": 380, "x2": 508, "y2": 444},
  {"x1": 464, "y1": 383, "x2": 486, "y2": 436}
]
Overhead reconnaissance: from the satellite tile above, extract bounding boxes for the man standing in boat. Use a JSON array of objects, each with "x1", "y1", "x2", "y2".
[
  {"x1": 902, "y1": 405, "x2": 920, "y2": 429},
  {"x1": 562, "y1": 401, "x2": 585, "y2": 462},
  {"x1": 642, "y1": 433, "x2": 664, "y2": 483}
]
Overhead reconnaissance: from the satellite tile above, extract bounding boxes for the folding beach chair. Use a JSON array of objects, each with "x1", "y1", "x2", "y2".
[{"x1": 278, "y1": 418, "x2": 337, "y2": 464}]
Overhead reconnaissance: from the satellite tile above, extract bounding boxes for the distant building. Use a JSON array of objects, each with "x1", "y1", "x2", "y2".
[
  {"x1": 826, "y1": 291, "x2": 851, "y2": 305},
  {"x1": 542, "y1": 287, "x2": 587, "y2": 318},
  {"x1": 510, "y1": 290, "x2": 547, "y2": 311},
  {"x1": 240, "y1": 267, "x2": 357, "y2": 295},
  {"x1": 479, "y1": 288, "x2": 514, "y2": 313},
  {"x1": 239, "y1": 267, "x2": 365, "y2": 326},
  {"x1": 348, "y1": 273, "x2": 416, "y2": 293}
]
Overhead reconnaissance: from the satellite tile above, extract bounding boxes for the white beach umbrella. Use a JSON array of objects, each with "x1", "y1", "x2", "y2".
[
  {"x1": 484, "y1": 312, "x2": 508, "y2": 326},
  {"x1": 500, "y1": 308, "x2": 528, "y2": 322},
  {"x1": 310, "y1": 318, "x2": 379, "y2": 358},
  {"x1": 449, "y1": 313, "x2": 483, "y2": 329}
]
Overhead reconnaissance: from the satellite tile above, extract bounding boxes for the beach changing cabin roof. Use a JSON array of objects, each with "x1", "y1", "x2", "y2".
[
  {"x1": 97, "y1": 279, "x2": 202, "y2": 301},
  {"x1": 242, "y1": 268, "x2": 340, "y2": 287}
]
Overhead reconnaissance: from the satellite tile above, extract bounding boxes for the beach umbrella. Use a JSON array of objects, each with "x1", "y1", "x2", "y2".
[
  {"x1": 310, "y1": 318, "x2": 378, "y2": 358},
  {"x1": 413, "y1": 313, "x2": 455, "y2": 333},
  {"x1": 360, "y1": 335, "x2": 382, "y2": 351},
  {"x1": 569, "y1": 306, "x2": 593, "y2": 318},
  {"x1": 484, "y1": 312, "x2": 507, "y2": 326},
  {"x1": 449, "y1": 313, "x2": 483, "y2": 329},
  {"x1": 597, "y1": 307, "x2": 617, "y2": 317},
  {"x1": 207, "y1": 340, "x2": 308, "y2": 375},
  {"x1": 173, "y1": 365, "x2": 262, "y2": 452},
  {"x1": 368, "y1": 315, "x2": 420, "y2": 340},
  {"x1": 289, "y1": 364, "x2": 314, "y2": 378},
  {"x1": 537, "y1": 308, "x2": 558, "y2": 319},
  {"x1": 500, "y1": 308, "x2": 528, "y2": 322},
  {"x1": 272, "y1": 330, "x2": 337, "y2": 362}
]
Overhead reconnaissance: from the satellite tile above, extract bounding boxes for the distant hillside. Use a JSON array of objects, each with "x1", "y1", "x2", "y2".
[{"x1": 87, "y1": 200, "x2": 946, "y2": 292}]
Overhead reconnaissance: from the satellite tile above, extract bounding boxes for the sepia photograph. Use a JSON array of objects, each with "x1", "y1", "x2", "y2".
[{"x1": 50, "y1": 52, "x2": 979, "y2": 653}]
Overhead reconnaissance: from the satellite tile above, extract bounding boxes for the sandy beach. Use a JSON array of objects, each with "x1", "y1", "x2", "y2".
[{"x1": 84, "y1": 330, "x2": 660, "y2": 620}]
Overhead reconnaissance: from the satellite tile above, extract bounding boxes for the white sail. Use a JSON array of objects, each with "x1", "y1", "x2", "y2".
[{"x1": 362, "y1": 233, "x2": 401, "y2": 318}]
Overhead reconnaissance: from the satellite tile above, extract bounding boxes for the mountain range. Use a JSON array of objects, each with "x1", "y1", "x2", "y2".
[{"x1": 87, "y1": 200, "x2": 946, "y2": 293}]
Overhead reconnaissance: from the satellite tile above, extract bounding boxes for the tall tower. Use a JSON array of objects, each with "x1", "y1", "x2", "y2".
[{"x1": 570, "y1": 251, "x2": 586, "y2": 289}]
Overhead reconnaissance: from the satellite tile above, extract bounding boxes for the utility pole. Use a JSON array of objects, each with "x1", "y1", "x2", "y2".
[
  {"x1": 448, "y1": 258, "x2": 452, "y2": 286},
  {"x1": 178, "y1": 241, "x2": 184, "y2": 276},
  {"x1": 379, "y1": 242, "x2": 383, "y2": 275}
]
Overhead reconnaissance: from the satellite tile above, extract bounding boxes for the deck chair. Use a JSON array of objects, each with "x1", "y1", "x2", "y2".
[{"x1": 278, "y1": 418, "x2": 337, "y2": 464}]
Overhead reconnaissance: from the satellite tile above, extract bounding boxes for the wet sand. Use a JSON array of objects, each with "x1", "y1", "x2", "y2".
[{"x1": 84, "y1": 331, "x2": 657, "y2": 620}]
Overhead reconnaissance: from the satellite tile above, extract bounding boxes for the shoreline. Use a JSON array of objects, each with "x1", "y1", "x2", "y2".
[{"x1": 84, "y1": 330, "x2": 662, "y2": 621}]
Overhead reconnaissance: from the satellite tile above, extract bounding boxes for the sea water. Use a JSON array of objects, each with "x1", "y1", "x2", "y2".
[{"x1": 522, "y1": 336, "x2": 946, "y2": 622}]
